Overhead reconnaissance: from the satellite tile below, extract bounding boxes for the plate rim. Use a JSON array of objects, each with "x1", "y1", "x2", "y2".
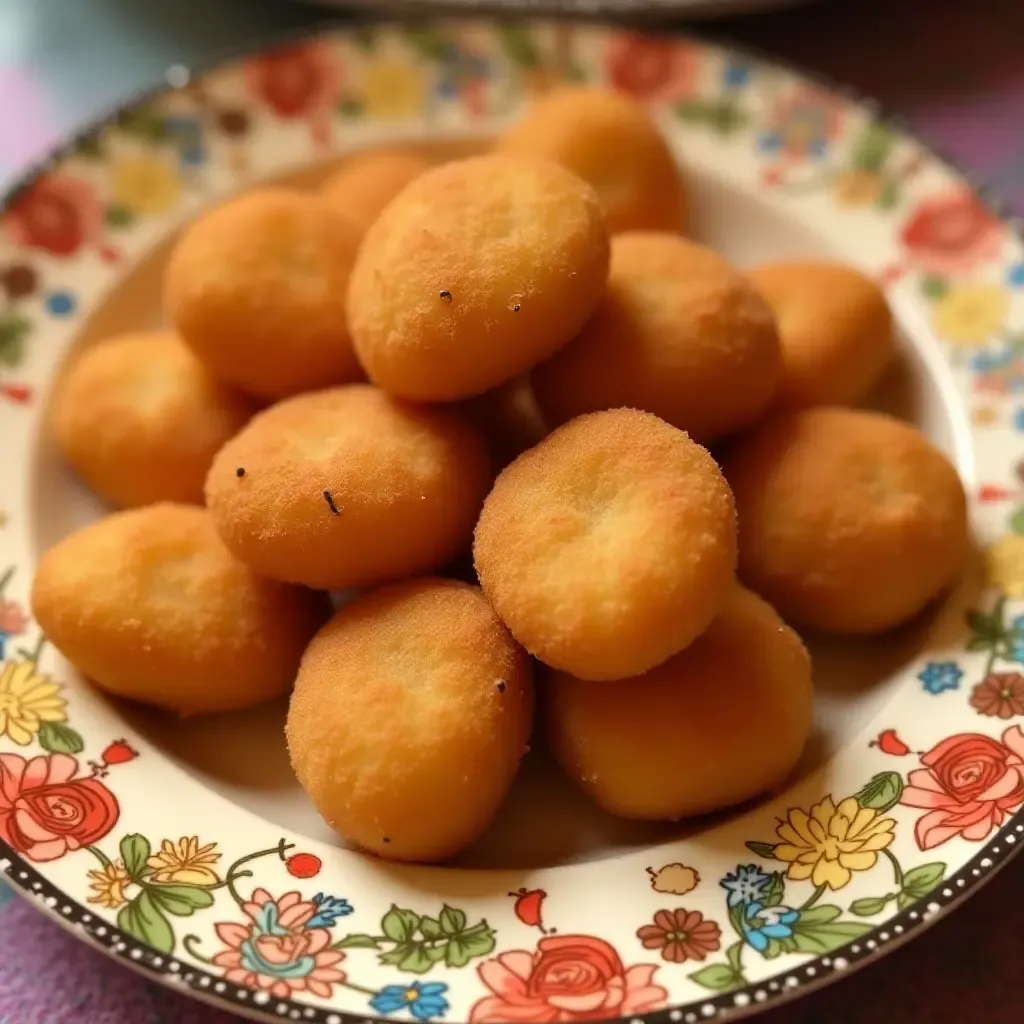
[{"x1": 1, "y1": 14, "x2": 1022, "y2": 1024}]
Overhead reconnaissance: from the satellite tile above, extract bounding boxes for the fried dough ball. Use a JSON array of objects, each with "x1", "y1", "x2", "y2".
[
  {"x1": 547, "y1": 585, "x2": 812, "y2": 820},
  {"x1": 533, "y1": 234, "x2": 781, "y2": 443},
  {"x1": 287, "y1": 579, "x2": 533, "y2": 862},
  {"x1": 462, "y1": 376, "x2": 548, "y2": 470},
  {"x1": 320, "y1": 147, "x2": 433, "y2": 236},
  {"x1": 51, "y1": 330, "x2": 254, "y2": 509},
  {"x1": 32, "y1": 504, "x2": 325, "y2": 716},
  {"x1": 497, "y1": 88, "x2": 687, "y2": 235},
  {"x1": 347, "y1": 155, "x2": 610, "y2": 401},
  {"x1": 206, "y1": 385, "x2": 491, "y2": 590},
  {"x1": 474, "y1": 408, "x2": 737, "y2": 680},
  {"x1": 724, "y1": 407, "x2": 968, "y2": 634},
  {"x1": 165, "y1": 188, "x2": 363, "y2": 401},
  {"x1": 747, "y1": 260, "x2": 895, "y2": 408}
]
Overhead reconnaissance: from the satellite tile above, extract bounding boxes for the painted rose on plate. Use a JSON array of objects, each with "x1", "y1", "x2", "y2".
[
  {"x1": 469, "y1": 935, "x2": 667, "y2": 1022},
  {"x1": 0, "y1": 753, "x2": 119, "y2": 861},
  {"x1": 900, "y1": 191, "x2": 1002, "y2": 276},
  {"x1": 2, "y1": 174, "x2": 103, "y2": 257},
  {"x1": 901, "y1": 727, "x2": 1024, "y2": 848},
  {"x1": 604, "y1": 35, "x2": 694, "y2": 102}
]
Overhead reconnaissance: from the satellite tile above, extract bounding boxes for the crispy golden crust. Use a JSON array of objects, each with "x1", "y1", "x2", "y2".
[
  {"x1": 533, "y1": 234, "x2": 781, "y2": 443},
  {"x1": 747, "y1": 260, "x2": 895, "y2": 408},
  {"x1": 724, "y1": 407, "x2": 968, "y2": 634},
  {"x1": 51, "y1": 330, "x2": 254, "y2": 509},
  {"x1": 286, "y1": 578, "x2": 533, "y2": 862},
  {"x1": 165, "y1": 188, "x2": 363, "y2": 400},
  {"x1": 346, "y1": 155, "x2": 610, "y2": 401},
  {"x1": 497, "y1": 88, "x2": 687, "y2": 235},
  {"x1": 546, "y1": 585, "x2": 813, "y2": 820},
  {"x1": 205, "y1": 384, "x2": 492, "y2": 590},
  {"x1": 320, "y1": 148, "x2": 433, "y2": 236},
  {"x1": 31, "y1": 504, "x2": 326, "y2": 715},
  {"x1": 473, "y1": 408, "x2": 737, "y2": 680}
]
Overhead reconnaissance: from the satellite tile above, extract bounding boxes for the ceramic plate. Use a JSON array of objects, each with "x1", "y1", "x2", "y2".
[{"x1": 2, "y1": 17, "x2": 1024, "y2": 1024}]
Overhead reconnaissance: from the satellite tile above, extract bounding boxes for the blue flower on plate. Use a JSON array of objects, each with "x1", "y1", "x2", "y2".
[
  {"x1": 719, "y1": 864, "x2": 771, "y2": 907},
  {"x1": 165, "y1": 114, "x2": 206, "y2": 168},
  {"x1": 370, "y1": 982, "x2": 449, "y2": 1021},
  {"x1": 918, "y1": 660, "x2": 964, "y2": 695},
  {"x1": 1008, "y1": 262, "x2": 1024, "y2": 288},
  {"x1": 45, "y1": 290, "x2": 76, "y2": 317},
  {"x1": 1008, "y1": 615, "x2": 1024, "y2": 662},
  {"x1": 1014, "y1": 407, "x2": 1024, "y2": 433},
  {"x1": 970, "y1": 347, "x2": 1012, "y2": 373},
  {"x1": 742, "y1": 901, "x2": 800, "y2": 953},
  {"x1": 757, "y1": 131, "x2": 783, "y2": 153},
  {"x1": 306, "y1": 892, "x2": 353, "y2": 928},
  {"x1": 722, "y1": 60, "x2": 751, "y2": 88}
]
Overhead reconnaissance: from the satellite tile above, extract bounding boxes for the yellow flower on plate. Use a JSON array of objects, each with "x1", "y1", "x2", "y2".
[
  {"x1": 111, "y1": 156, "x2": 181, "y2": 216},
  {"x1": 932, "y1": 282, "x2": 1009, "y2": 347},
  {"x1": 87, "y1": 860, "x2": 132, "y2": 909},
  {"x1": 986, "y1": 534, "x2": 1024, "y2": 597},
  {"x1": 832, "y1": 169, "x2": 883, "y2": 207},
  {"x1": 147, "y1": 836, "x2": 221, "y2": 886},
  {"x1": 0, "y1": 660, "x2": 67, "y2": 746},
  {"x1": 773, "y1": 795, "x2": 895, "y2": 890},
  {"x1": 360, "y1": 59, "x2": 426, "y2": 119}
]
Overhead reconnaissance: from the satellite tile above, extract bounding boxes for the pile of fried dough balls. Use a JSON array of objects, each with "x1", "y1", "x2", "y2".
[{"x1": 33, "y1": 86, "x2": 968, "y2": 864}]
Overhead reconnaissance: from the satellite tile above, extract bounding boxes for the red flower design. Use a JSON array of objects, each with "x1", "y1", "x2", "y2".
[
  {"x1": 469, "y1": 935, "x2": 667, "y2": 1023},
  {"x1": 100, "y1": 739, "x2": 139, "y2": 766},
  {"x1": 637, "y1": 909, "x2": 721, "y2": 963},
  {"x1": 0, "y1": 753, "x2": 119, "y2": 861},
  {"x1": 2, "y1": 175, "x2": 103, "y2": 258},
  {"x1": 244, "y1": 42, "x2": 342, "y2": 118},
  {"x1": 285, "y1": 851, "x2": 321, "y2": 878},
  {"x1": 605, "y1": 34, "x2": 694, "y2": 103},
  {"x1": 901, "y1": 726, "x2": 1024, "y2": 849},
  {"x1": 0, "y1": 600, "x2": 28, "y2": 636},
  {"x1": 970, "y1": 673, "x2": 1024, "y2": 720},
  {"x1": 900, "y1": 191, "x2": 1002, "y2": 277}
]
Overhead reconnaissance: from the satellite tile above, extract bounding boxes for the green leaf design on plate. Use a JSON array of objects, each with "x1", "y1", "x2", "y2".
[
  {"x1": 789, "y1": 905, "x2": 871, "y2": 953},
  {"x1": 689, "y1": 963, "x2": 742, "y2": 992},
  {"x1": 116, "y1": 106, "x2": 168, "y2": 142},
  {"x1": 745, "y1": 840, "x2": 777, "y2": 859},
  {"x1": 73, "y1": 132, "x2": 106, "y2": 159},
  {"x1": 967, "y1": 609, "x2": 1005, "y2": 641},
  {"x1": 898, "y1": 862, "x2": 946, "y2": 906},
  {"x1": 761, "y1": 935, "x2": 798, "y2": 959},
  {"x1": 147, "y1": 884, "x2": 215, "y2": 916},
  {"x1": 726, "y1": 942, "x2": 744, "y2": 973},
  {"x1": 120, "y1": 834, "x2": 152, "y2": 882},
  {"x1": 439, "y1": 905, "x2": 468, "y2": 936},
  {"x1": 105, "y1": 204, "x2": 136, "y2": 229},
  {"x1": 419, "y1": 916, "x2": 443, "y2": 940},
  {"x1": 0, "y1": 314, "x2": 32, "y2": 369},
  {"x1": 877, "y1": 180, "x2": 901, "y2": 210},
  {"x1": 398, "y1": 944, "x2": 436, "y2": 974},
  {"x1": 498, "y1": 25, "x2": 541, "y2": 69},
  {"x1": 37, "y1": 722, "x2": 84, "y2": 755},
  {"x1": 851, "y1": 123, "x2": 894, "y2": 173},
  {"x1": 445, "y1": 922, "x2": 496, "y2": 968},
  {"x1": 382, "y1": 906, "x2": 421, "y2": 943},
  {"x1": 336, "y1": 98, "x2": 363, "y2": 118},
  {"x1": 853, "y1": 771, "x2": 904, "y2": 812},
  {"x1": 675, "y1": 99, "x2": 708, "y2": 123},
  {"x1": 118, "y1": 891, "x2": 174, "y2": 954},
  {"x1": 920, "y1": 275, "x2": 949, "y2": 300},
  {"x1": 335, "y1": 933, "x2": 380, "y2": 949},
  {"x1": 763, "y1": 872, "x2": 786, "y2": 907},
  {"x1": 849, "y1": 895, "x2": 893, "y2": 917},
  {"x1": 402, "y1": 27, "x2": 450, "y2": 63}
]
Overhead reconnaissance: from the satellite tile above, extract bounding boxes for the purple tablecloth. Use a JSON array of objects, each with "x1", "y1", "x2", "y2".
[{"x1": 2, "y1": 0, "x2": 1022, "y2": 1021}]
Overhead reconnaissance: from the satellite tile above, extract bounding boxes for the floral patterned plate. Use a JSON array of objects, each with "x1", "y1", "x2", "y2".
[{"x1": 2, "y1": 17, "x2": 1024, "y2": 1024}]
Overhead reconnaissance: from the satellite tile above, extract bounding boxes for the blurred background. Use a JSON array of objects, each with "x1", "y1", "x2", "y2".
[{"x1": 1, "y1": 0, "x2": 1022, "y2": 212}]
